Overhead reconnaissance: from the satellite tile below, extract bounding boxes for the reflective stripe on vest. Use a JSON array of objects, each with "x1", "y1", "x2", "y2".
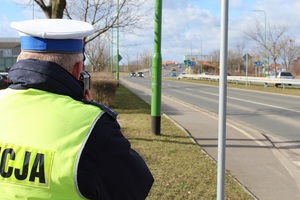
[{"x1": 0, "y1": 88, "x2": 102, "y2": 199}]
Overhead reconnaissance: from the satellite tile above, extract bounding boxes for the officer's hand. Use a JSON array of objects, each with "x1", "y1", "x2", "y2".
[{"x1": 84, "y1": 89, "x2": 93, "y2": 101}]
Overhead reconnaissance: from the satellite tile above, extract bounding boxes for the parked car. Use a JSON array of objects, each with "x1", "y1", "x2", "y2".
[
  {"x1": 268, "y1": 71, "x2": 294, "y2": 79},
  {"x1": 130, "y1": 72, "x2": 136, "y2": 77},
  {"x1": 137, "y1": 72, "x2": 144, "y2": 77},
  {"x1": 0, "y1": 73, "x2": 9, "y2": 89}
]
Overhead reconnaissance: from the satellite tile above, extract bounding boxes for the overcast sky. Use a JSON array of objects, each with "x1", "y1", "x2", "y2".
[{"x1": 1, "y1": 0, "x2": 300, "y2": 64}]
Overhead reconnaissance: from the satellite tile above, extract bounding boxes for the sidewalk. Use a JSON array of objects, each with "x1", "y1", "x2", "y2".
[{"x1": 121, "y1": 78, "x2": 300, "y2": 200}]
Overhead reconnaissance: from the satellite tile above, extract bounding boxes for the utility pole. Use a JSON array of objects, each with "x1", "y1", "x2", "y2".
[
  {"x1": 151, "y1": 0, "x2": 162, "y2": 135},
  {"x1": 116, "y1": 0, "x2": 120, "y2": 80},
  {"x1": 217, "y1": 0, "x2": 229, "y2": 199},
  {"x1": 111, "y1": 28, "x2": 114, "y2": 73}
]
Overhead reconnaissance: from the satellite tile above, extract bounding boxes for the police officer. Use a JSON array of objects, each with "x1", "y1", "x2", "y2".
[{"x1": 0, "y1": 19, "x2": 154, "y2": 199}]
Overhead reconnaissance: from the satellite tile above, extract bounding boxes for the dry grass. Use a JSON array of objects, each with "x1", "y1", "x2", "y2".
[{"x1": 90, "y1": 72, "x2": 119, "y2": 106}]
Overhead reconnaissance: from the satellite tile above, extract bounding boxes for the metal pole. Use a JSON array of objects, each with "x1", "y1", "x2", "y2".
[
  {"x1": 108, "y1": 37, "x2": 111, "y2": 72},
  {"x1": 151, "y1": 0, "x2": 162, "y2": 135},
  {"x1": 217, "y1": 0, "x2": 229, "y2": 199},
  {"x1": 246, "y1": 54, "x2": 248, "y2": 86},
  {"x1": 264, "y1": 11, "x2": 267, "y2": 76},
  {"x1": 32, "y1": 1, "x2": 34, "y2": 19},
  {"x1": 200, "y1": 36, "x2": 202, "y2": 73},
  {"x1": 111, "y1": 28, "x2": 114, "y2": 73},
  {"x1": 253, "y1": 10, "x2": 267, "y2": 77},
  {"x1": 115, "y1": 0, "x2": 120, "y2": 80}
]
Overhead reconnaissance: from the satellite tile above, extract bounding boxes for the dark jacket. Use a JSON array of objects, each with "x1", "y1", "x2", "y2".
[{"x1": 7, "y1": 59, "x2": 154, "y2": 200}]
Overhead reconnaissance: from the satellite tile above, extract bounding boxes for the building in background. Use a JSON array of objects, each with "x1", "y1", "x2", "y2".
[{"x1": 0, "y1": 38, "x2": 20, "y2": 72}]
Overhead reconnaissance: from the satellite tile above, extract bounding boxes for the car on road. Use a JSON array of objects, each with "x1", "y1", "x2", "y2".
[
  {"x1": 200, "y1": 72, "x2": 210, "y2": 76},
  {"x1": 171, "y1": 72, "x2": 177, "y2": 77},
  {"x1": 137, "y1": 72, "x2": 144, "y2": 77},
  {"x1": 268, "y1": 71, "x2": 294, "y2": 79},
  {"x1": 130, "y1": 72, "x2": 136, "y2": 77},
  {"x1": 0, "y1": 72, "x2": 9, "y2": 89}
]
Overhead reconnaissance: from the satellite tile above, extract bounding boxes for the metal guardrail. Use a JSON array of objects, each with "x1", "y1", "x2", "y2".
[{"x1": 176, "y1": 74, "x2": 300, "y2": 88}]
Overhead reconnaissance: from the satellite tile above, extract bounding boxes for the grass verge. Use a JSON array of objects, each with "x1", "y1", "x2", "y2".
[{"x1": 111, "y1": 84, "x2": 253, "y2": 200}]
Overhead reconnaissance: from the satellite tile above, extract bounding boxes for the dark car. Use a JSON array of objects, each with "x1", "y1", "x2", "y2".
[
  {"x1": 0, "y1": 73, "x2": 9, "y2": 89},
  {"x1": 137, "y1": 72, "x2": 144, "y2": 77},
  {"x1": 130, "y1": 72, "x2": 136, "y2": 77}
]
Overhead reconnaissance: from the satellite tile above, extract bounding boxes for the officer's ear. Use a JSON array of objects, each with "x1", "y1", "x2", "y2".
[
  {"x1": 17, "y1": 55, "x2": 20, "y2": 62},
  {"x1": 72, "y1": 61, "x2": 83, "y2": 80}
]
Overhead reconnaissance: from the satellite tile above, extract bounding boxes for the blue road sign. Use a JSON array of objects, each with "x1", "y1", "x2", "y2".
[
  {"x1": 188, "y1": 61, "x2": 195, "y2": 66},
  {"x1": 254, "y1": 61, "x2": 262, "y2": 66}
]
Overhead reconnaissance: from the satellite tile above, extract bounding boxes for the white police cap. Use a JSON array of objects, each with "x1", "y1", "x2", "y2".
[{"x1": 10, "y1": 19, "x2": 94, "y2": 53}]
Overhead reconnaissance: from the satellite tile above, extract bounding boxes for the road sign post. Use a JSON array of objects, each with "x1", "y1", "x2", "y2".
[{"x1": 243, "y1": 53, "x2": 252, "y2": 86}]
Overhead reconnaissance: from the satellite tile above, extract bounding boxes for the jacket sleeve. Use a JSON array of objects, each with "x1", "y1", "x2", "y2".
[{"x1": 77, "y1": 112, "x2": 154, "y2": 200}]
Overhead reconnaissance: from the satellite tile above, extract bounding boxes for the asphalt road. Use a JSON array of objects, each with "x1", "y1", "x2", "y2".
[
  {"x1": 124, "y1": 75, "x2": 300, "y2": 142},
  {"x1": 121, "y1": 75, "x2": 300, "y2": 200}
]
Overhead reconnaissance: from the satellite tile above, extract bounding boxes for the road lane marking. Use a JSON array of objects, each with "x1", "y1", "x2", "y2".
[{"x1": 194, "y1": 89, "x2": 300, "y2": 114}]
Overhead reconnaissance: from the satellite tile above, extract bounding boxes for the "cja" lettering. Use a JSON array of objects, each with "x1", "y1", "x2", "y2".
[{"x1": 0, "y1": 147, "x2": 46, "y2": 183}]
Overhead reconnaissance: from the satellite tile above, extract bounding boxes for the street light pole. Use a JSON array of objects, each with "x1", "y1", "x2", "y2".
[
  {"x1": 253, "y1": 9, "x2": 267, "y2": 77},
  {"x1": 32, "y1": 1, "x2": 34, "y2": 19},
  {"x1": 151, "y1": 0, "x2": 162, "y2": 135},
  {"x1": 200, "y1": 36, "x2": 202, "y2": 73},
  {"x1": 116, "y1": 0, "x2": 120, "y2": 80}
]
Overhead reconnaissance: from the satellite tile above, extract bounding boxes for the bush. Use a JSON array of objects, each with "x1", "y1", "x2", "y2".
[{"x1": 90, "y1": 72, "x2": 119, "y2": 106}]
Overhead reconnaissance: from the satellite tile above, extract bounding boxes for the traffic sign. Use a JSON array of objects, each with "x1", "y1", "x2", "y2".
[
  {"x1": 243, "y1": 53, "x2": 252, "y2": 61},
  {"x1": 254, "y1": 61, "x2": 262, "y2": 66},
  {"x1": 188, "y1": 61, "x2": 195, "y2": 66},
  {"x1": 115, "y1": 54, "x2": 122, "y2": 62},
  {"x1": 184, "y1": 60, "x2": 190, "y2": 66}
]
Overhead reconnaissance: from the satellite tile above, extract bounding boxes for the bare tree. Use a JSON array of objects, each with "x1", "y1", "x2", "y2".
[
  {"x1": 139, "y1": 49, "x2": 152, "y2": 69},
  {"x1": 209, "y1": 50, "x2": 220, "y2": 65},
  {"x1": 85, "y1": 34, "x2": 109, "y2": 71},
  {"x1": 123, "y1": 48, "x2": 132, "y2": 71},
  {"x1": 19, "y1": 0, "x2": 152, "y2": 41},
  {"x1": 235, "y1": 40, "x2": 246, "y2": 75},
  {"x1": 279, "y1": 36, "x2": 300, "y2": 71},
  {"x1": 245, "y1": 20, "x2": 287, "y2": 76},
  {"x1": 62, "y1": 0, "x2": 152, "y2": 46},
  {"x1": 227, "y1": 49, "x2": 236, "y2": 74},
  {"x1": 34, "y1": 0, "x2": 66, "y2": 18},
  {"x1": 27, "y1": 0, "x2": 152, "y2": 70}
]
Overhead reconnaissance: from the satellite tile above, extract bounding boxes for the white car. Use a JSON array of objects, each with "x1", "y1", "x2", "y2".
[
  {"x1": 268, "y1": 71, "x2": 293, "y2": 79},
  {"x1": 200, "y1": 72, "x2": 210, "y2": 75}
]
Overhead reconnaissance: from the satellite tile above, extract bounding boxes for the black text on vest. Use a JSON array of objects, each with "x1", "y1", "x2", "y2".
[{"x1": 0, "y1": 147, "x2": 46, "y2": 184}]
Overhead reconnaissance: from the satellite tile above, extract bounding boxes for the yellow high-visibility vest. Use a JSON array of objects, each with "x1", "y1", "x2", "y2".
[{"x1": 0, "y1": 88, "x2": 102, "y2": 199}]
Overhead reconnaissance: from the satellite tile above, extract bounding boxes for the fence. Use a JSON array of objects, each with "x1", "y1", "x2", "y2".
[{"x1": 176, "y1": 74, "x2": 300, "y2": 88}]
